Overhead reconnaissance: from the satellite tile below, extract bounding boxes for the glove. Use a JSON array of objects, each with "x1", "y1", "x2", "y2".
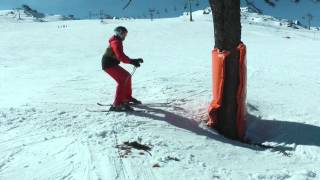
[
  {"x1": 130, "y1": 59, "x2": 141, "y2": 67},
  {"x1": 135, "y1": 58, "x2": 144, "y2": 63}
]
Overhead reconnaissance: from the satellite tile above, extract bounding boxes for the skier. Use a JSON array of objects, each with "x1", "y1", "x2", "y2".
[{"x1": 102, "y1": 26, "x2": 144, "y2": 111}]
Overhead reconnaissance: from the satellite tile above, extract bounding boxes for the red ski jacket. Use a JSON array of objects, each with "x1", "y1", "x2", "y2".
[
  {"x1": 101, "y1": 35, "x2": 131, "y2": 69},
  {"x1": 108, "y1": 35, "x2": 130, "y2": 64}
]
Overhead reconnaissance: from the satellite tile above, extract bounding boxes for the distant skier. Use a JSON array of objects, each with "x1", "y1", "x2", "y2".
[{"x1": 102, "y1": 26, "x2": 143, "y2": 111}]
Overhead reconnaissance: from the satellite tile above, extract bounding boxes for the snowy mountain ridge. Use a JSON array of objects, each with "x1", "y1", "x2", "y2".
[
  {"x1": 1, "y1": 5, "x2": 319, "y2": 31},
  {"x1": 0, "y1": 8, "x2": 75, "y2": 23},
  {"x1": 240, "y1": 7, "x2": 318, "y2": 30},
  {"x1": 181, "y1": 6, "x2": 319, "y2": 31}
]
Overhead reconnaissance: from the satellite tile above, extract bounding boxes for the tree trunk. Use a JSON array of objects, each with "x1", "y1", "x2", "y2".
[
  {"x1": 209, "y1": 0, "x2": 241, "y2": 139},
  {"x1": 189, "y1": 0, "x2": 193, "y2": 21}
]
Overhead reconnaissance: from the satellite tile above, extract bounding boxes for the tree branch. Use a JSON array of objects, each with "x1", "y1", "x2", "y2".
[
  {"x1": 244, "y1": 0, "x2": 263, "y2": 14},
  {"x1": 264, "y1": 0, "x2": 276, "y2": 7},
  {"x1": 264, "y1": 0, "x2": 320, "y2": 7},
  {"x1": 123, "y1": 0, "x2": 133, "y2": 10}
]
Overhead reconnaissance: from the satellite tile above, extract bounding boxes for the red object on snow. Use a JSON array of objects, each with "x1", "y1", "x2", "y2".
[{"x1": 208, "y1": 43, "x2": 247, "y2": 140}]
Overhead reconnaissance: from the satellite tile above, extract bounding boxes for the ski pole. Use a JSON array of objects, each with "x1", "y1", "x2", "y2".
[
  {"x1": 130, "y1": 66, "x2": 137, "y2": 77},
  {"x1": 124, "y1": 66, "x2": 137, "y2": 86}
]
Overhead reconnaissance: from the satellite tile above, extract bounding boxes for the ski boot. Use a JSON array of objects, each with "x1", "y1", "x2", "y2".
[
  {"x1": 128, "y1": 97, "x2": 142, "y2": 105},
  {"x1": 109, "y1": 103, "x2": 134, "y2": 112}
]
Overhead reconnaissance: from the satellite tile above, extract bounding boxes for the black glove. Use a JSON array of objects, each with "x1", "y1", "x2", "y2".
[
  {"x1": 135, "y1": 58, "x2": 144, "y2": 63},
  {"x1": 130, "y1": 59, "x2": 141, "y2": 67}
]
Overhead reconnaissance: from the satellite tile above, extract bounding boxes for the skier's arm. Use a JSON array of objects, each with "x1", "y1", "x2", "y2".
[{"x1": 110, "y1": 41, "x2": 131, "y2": 64}]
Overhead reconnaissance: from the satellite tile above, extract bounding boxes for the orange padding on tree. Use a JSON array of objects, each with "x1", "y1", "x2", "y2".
[
  {"x1": 207, "y1": 43, "x2": 247, "y2": 140},
  {"x1": 207, "y1": 49, "x2": 230, "y2": 128},
  {"x1": 236, "y1": 43, "x2": 247, "y2": 139}
]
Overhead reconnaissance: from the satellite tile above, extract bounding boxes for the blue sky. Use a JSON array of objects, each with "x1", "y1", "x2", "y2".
[{"x1": 0, "y1": 0, "x2": 319, "y2": 26}]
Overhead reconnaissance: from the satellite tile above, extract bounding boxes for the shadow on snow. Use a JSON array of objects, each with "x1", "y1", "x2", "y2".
[
  {"x1": 129, "y1": 103, "x2": 320, "y2": 155},
  {"x1": 246, "y1": 113, "x2": 320, "y2": 147}
]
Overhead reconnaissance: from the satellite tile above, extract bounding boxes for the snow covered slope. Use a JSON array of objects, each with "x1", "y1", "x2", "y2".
[{"x1": 1, "y1": 9, "x2": 320, "y2": 180}]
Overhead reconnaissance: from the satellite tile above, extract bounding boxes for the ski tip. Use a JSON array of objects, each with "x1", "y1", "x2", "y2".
[
  {"x1": 85, "y1": 108, "x2": 110, "y2": 112},
  {"x1": 97, "y1": 102, "x2": 111, "y2": 106}
]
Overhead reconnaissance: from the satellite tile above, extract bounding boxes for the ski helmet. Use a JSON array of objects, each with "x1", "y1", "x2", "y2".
[{"x1": 114, "y1": 26, "x2": 128, "y2": 38}]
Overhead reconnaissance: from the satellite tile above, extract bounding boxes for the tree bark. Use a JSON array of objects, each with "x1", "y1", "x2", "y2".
[{"x1": 209, "y1": 0, "x2": 241, "y2": 139}]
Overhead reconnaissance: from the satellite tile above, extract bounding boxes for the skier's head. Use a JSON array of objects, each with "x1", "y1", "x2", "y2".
[{"x1": 114, "y1": 26, "x2": 128, "y2": 40}]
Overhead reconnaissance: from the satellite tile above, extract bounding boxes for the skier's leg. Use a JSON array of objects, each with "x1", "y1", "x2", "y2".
[
  {"x1": 105, "y1": 66, "x2": 130, "y2": 106},
  {"x1": 125, "y1": 76, "x2": 142, "y2": 104},
  {"x1": 125, "y1": 75, "x2": 132, "y2": 101}
]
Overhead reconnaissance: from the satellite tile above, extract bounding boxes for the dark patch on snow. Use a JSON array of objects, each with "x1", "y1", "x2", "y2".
[
  {"x1": 96, "y1": 130, "x2": 108, "y2": 138},
  {"x1": 116, "y1": 141, "x2": 152, "y2": 157}
]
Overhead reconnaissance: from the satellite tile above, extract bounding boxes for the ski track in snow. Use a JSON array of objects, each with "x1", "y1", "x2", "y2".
[{"x1": 1, "y1": 11, "x2": 320, "y2": 180}]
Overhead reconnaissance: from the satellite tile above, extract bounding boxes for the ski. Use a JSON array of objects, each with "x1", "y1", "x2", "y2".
[
  {"x1": 85, "y1": 108, "x2": 110, "y2": 113},
  {"x1": 97, "y1": 102, "x2": 111, "y2": 106},
  {"x1": 86, "y1": 108, "x2": 147, "y2": 113},
  {"x1": 97, "y1": 102, "x2": 170, "y2": 107},
  {"x1": 97, "y1": 102, "x2": 142, "y2": 106}
]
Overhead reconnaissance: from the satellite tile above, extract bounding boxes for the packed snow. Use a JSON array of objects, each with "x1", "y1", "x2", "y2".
[{"x1": 1, "y1": 8, "x2": 320, "y2": 180}]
